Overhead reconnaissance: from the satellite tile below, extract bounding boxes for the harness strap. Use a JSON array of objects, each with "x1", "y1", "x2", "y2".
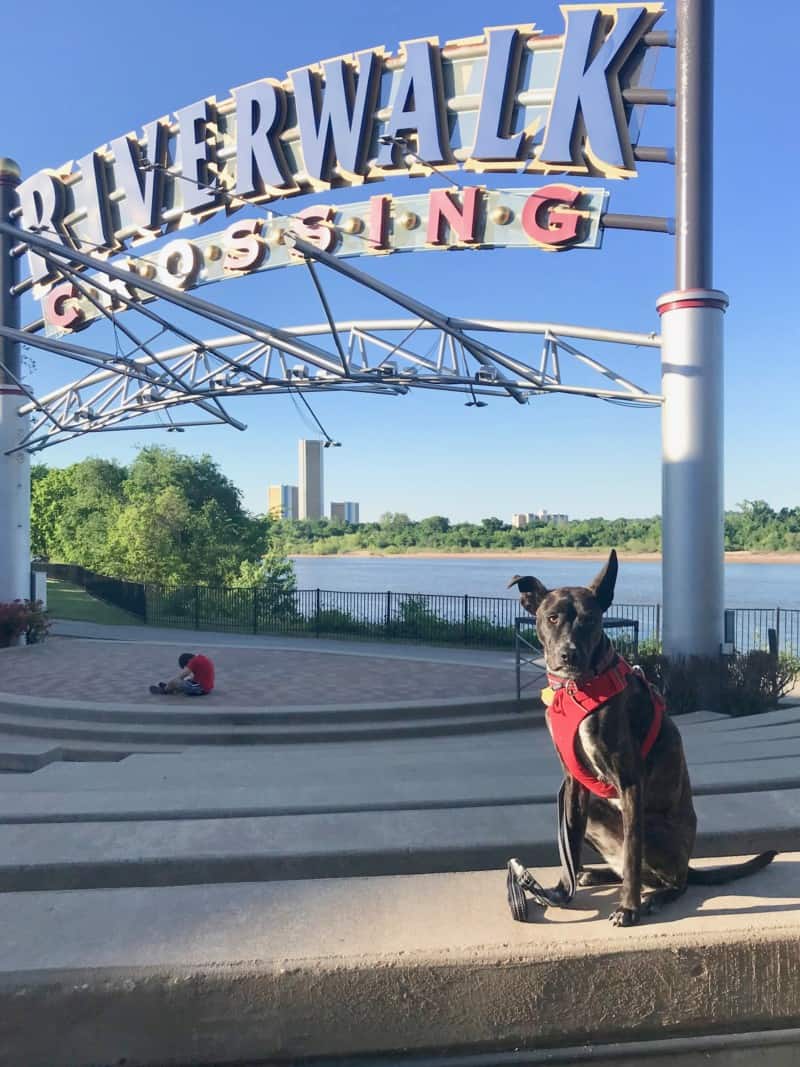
[{"x1": 634, "y1": 665, "x2": 665, "y2": 759}]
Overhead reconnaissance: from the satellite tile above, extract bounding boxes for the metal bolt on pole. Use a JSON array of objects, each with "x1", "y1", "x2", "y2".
[
  {"x1": 659, "y1": 1, "x2": 728, "y2": 658},
  {"x1": 0, "y1": 158, "x2": 30, "y2": 609}
]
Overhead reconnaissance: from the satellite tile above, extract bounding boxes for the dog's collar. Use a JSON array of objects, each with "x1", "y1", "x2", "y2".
[{"x1": 545, "y1": 640, "x2": 618, "y2": 693}]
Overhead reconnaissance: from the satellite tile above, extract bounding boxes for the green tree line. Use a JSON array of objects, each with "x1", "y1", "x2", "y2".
[
  {"x1": 30, "y1": 449, "x2": 800, "y2": 584},
  {"x1": 281, "y1": 501, "x2": 800, "y2": 556}
]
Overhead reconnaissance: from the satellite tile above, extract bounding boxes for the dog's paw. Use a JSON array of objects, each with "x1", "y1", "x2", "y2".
[
  {"x1": 542, "y1": 884, "x2": 571, "y2": 907},
  {"x1": 578, "y1": 868, "x2": 621, "y2": 888},
  {"x1": 609, "y1": 906, "x2": 640, "y2": 927}
]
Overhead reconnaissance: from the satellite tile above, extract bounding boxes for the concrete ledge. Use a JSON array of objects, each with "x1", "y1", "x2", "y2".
[{"x1": 1, "y1": 858, "x2": 798, "y2": 1067}]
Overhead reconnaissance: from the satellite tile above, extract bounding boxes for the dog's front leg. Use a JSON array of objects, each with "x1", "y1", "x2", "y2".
[
  {"x1": 544, "y1": 774, "x2": 588, "y2": 906},
  {"x1": 610, "y1": 779, "x2": 643, "y2": 927}
]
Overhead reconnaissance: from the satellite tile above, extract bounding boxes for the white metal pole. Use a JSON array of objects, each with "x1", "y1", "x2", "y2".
[
  {"x1": 661, "y1": 0, "x2": 726, "y2": 658},
  {"x1": 0, "y1": 158, "x2": 30, "y2": 607}
]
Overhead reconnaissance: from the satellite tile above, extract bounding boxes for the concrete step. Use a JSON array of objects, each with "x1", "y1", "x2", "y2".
[
  {"x1": 686, "y1": 706, "x2": 800, "y2": 732},
  {"x1": 8, "y1": 730, "x2": 800, "y2": 804},
  {"x1": 0, "y1": 692, "x2": 523, "y2": 725},
  {"x1": 0, "y1": 858, "x2": 797, "y2": 1066},
  {"x1": 0, "y1": 707, "x2": 536, "y2": 746},
  {"x1": 0, "y1": 738, "x2": 184, "y2": 773},
  {"x1": 4, "y1": 722, "x2": 795, "y2": 778},
  {"x1": 0, "y1": 789, "x2": 793, "y2": 892}
]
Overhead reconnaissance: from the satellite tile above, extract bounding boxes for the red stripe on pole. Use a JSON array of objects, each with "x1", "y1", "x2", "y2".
[
  {"x1": 657, "y1": 297, "x2": 728, "y2": 316},
  {"x1": 0, "y1": 386, "x2": 25, "y2": 395}
]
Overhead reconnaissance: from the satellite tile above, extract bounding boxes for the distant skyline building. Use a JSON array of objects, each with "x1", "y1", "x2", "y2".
[
  {"x1": 511, "y1": 510, "x2": 569, "y2": 527},
  {"x1": 268, "y1": 484, "x2": 298, "y2": 521},
  {"x1": 298, "y1": 439, "x2": 324, "y2": 520},
  {"x1": 535, "y1": 509, "x2": 569, "y2": 525},
  {"x1": 331, "y1": 501, "x2": 360, "y2": 524}
]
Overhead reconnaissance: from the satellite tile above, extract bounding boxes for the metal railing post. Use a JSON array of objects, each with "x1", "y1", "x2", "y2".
[{"x1": 515, "y1": 619, "x2": 521, "y2": 701}]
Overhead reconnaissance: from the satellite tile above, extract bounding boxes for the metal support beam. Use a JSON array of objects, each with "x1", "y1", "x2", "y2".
[
  {"x1": 0, "y1": 158, "x2": 30, "y2": 605},
  {"x1": 660, "y1": 0, "x2": 726, "y2": 658},
  {"x1": 284, "y1": 233, "x2": 535, "y2": 403}
]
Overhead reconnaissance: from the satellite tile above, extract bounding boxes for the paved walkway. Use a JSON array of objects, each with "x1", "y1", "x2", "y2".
[{"x1": 0, "y1": 621, "x2": 529, "y2": 708}]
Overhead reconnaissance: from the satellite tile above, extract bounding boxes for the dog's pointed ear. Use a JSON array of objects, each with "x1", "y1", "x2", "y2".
[
  {"x1": 507, "y1": 574, "x2": 549, "y2": 612},
  {"x1": 589, "y1": 550, "x2": 618, "y2": 612}
]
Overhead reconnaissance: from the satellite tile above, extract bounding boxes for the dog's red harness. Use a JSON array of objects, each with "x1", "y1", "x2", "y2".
[{"x1": 544, "y1": 656, "x2": 664, "y2": 798}]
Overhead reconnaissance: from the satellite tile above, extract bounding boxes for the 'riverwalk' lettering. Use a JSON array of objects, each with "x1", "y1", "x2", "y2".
[{"x1": 19, "y1": 4, "x2": 662, "y2": 291}]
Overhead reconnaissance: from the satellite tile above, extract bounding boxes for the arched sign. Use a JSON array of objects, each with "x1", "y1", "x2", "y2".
[
  {"x1": 19, "y1": 3, "x2": 666, "y2": 332},
  {"x1": 1, "y1": 0, "x2": 728, "y2": 662}
]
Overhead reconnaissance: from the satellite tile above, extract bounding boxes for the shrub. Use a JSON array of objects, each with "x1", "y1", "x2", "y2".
[
  {"x1": 634, "y1": 650, "x2": 800, "y2": 717},
  {"x1": 0, "y1": 599, "x2": 51, "y2": 647}
]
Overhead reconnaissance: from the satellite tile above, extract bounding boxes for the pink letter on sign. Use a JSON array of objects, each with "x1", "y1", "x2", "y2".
[
  {"x1": 426, "y1": 188, "x2": 480, "y2": 245},
  {"x1": 521, "y1": 185, "x2": 583, "y2": 247},
  {"x1": 367, "y1": 195, "x2": 391, "y2": 251},
  {"x1": 223, "y1": 219, "x2": 266, "y2": 271},
  {"x1": 292, "y1": 205, "x2": 335, "y2": 251},
  {"x1": 45, "y1": 282, "x2": 85, "y2": 331}
]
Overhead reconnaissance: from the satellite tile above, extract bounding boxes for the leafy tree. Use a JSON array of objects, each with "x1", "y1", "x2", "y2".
[
  {"x1": 32, "y1": 447, "x2": 277, "y2": 586},
  {"x1": 233, "y1": 533, "x2": 298, "y2": 617},
  {"x1": 124, "y1": 447, "x2": 242, "y2": 520}
]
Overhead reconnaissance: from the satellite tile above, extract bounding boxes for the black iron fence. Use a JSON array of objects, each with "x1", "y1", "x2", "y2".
[
  {"x1": 43, "y1": 565, "x2": 800, "y2": 658},
  {"x1": 725, "y1": 607, "x2": 800, "y2": 658},
  {"x1": 144, "y1": 589, "x2": 665, "y2": 652},
  {"x1": 45, "y1": 563, "x2": 146, "y2": 619},
  {"x1": 146, "y1": 586, "x2": 525, "y2": 647}
]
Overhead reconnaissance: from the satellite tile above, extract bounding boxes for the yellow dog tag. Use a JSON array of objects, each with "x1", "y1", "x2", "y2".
[{"x1": 540, "y1": 686, "x2": 555, "y2": 707}]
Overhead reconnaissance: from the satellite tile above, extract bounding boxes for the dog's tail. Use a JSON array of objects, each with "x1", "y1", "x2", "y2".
[{"x1": 687, "y1": 850, "x2": 777, "y2": 885}]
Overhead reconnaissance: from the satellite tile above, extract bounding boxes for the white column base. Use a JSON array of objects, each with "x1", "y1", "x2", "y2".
[
  {"x1": 0, "y1": 389, "x2": 30, "y2": 604},
  {"x1": 658, "y1": 289, "x2": 728, "y2": 659}
]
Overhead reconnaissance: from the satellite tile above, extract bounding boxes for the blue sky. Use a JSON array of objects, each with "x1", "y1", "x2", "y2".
[{"x1": 6, "y1": 0, "x2": 799, "y2": 522}]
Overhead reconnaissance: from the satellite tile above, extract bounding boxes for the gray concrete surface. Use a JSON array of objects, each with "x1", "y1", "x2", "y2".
[
  {"x1": 2, "y1": 623, "x2": 799, "y2": 1065},
  {"x1": 1, "y1": 857, "x2": 798, "y2": 1067},
  {"x1": 0, "y1": 788, "x2": 794, "y2": 892}
]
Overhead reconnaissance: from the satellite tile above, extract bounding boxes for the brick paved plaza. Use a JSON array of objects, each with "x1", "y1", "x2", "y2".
[{"x1": 0, "y1": 633, "x2": 517, "y2": 707}]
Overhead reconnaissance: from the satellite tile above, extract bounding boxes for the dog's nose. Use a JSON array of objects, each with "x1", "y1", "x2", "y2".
[{"x1": 560, "y1": 646, "x2": 576, "y2": 665}]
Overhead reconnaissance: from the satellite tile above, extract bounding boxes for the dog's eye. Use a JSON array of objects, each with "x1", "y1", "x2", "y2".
[{"x1": 547, "y1": 614, "x2": 559, "y2": 624}]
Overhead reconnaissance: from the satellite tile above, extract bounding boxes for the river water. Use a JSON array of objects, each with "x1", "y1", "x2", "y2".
[{"x1": 291, "y1": 556, "x2": 800, "y2": 609}]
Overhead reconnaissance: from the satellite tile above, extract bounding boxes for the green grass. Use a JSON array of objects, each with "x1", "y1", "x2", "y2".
[{"x1": 46, "y1": 579, "x2": 144, "y2": 626}]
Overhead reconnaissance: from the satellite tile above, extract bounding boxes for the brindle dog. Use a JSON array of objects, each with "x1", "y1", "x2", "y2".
[{"x1": 508, "y1": 551, "x2": 777, "y2": 926}]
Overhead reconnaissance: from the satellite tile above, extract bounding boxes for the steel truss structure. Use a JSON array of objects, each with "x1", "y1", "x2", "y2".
[{"x1": 2, "y1": 222, "x2": 661, "y2": 453}]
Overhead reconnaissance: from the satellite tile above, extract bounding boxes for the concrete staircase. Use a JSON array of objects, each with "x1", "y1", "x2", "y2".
[{"x1": 1, "y1": 701, "x2": 799, "y2": 1065}]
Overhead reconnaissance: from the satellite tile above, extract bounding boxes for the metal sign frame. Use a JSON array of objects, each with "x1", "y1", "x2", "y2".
[{"x1": 0, "y1": 0, "x2": 725, "y2": 659}]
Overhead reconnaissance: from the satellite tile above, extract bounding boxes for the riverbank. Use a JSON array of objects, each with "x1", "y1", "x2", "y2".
[{"x1": 291, "y1": 549, "x2": 800, "y2": 564}]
